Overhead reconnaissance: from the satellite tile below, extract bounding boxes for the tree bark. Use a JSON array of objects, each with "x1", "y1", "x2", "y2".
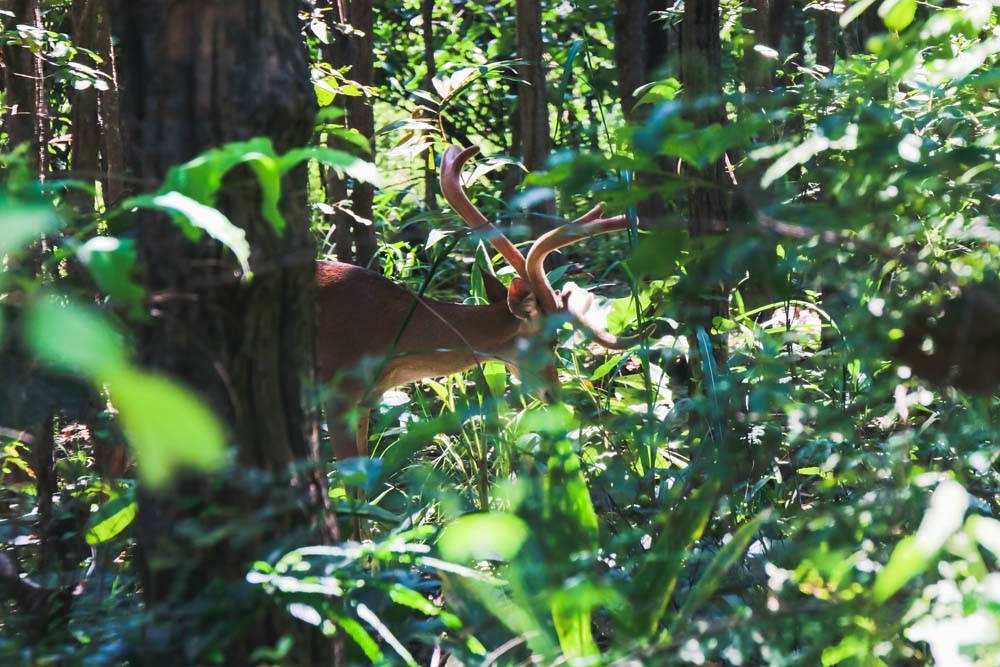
[
  {"x1": 682, "y1": 0, "x2": 730, "y2": 357},
  {"x1": 515, "y1": 0, "x2": 555, "y2": 237},
  {"x1": 108, "y1": 1, "x2": 333, "y2": 662},
  {"x1": 323, "y1": 0, "x2": 377, "y2": 266},
  {"x1": 743, "y1": 0, "x2": 772, "y2": 95},
  {"x1": 1, "y1": 0, "x2": 49, "y2": 177},
  {"x1": 814, "y1": 4, "x2": 837, "y2": 73}
]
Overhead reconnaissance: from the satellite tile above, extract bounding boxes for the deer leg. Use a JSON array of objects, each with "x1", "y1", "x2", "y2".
[{"x1": 325, "y1": 389, "x2": 365, "y2": 462}]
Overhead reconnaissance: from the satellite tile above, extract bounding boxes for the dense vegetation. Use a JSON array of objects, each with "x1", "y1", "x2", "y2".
[{"x1": 1, "y1": 0, "x2": 999, "y2": 664}]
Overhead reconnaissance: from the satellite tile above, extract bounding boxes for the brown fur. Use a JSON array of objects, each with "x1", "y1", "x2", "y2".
[{"x1": 316, "y1": 261, "x2": 547, "y2": 461}]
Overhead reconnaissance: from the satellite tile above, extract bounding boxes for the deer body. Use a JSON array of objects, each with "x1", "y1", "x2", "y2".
[
  {"x1": 320, "y1": 145, "x2": 639, "y2": 464},
  {"x1": 317, "y1": 260, "x2": 539, "y2": 462}
]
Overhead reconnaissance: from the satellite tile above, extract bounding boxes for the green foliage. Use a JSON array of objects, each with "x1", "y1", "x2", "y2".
[{"x1": 4, "y1": 1, "x2": 1000, "y2": 665}]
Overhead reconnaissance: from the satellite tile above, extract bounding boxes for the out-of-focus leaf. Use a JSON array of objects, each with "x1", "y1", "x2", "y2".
[
  {"x1": 356, "y1": 602, "x2": 418, "y2": 667},
  {"x1": 76, "y1": 236, "x2": 145, "y2": 317},
  {"x1": 516, "y1": 404, "x2": 576, "y2": 437},
  {"x1": 438, "y1": 512, "x2": 529, "y2": 562},
  {"x1": 280, "y1": 147, "x2": 382, "y2": 187},
  {"x1": 24, "y1": 294, "x2": 127, "y2": 378},
  {"x1": 673, "y1": 510, "x2": 770, "y2": 625},
  {"x1": 85, "y1": 490, "x2": 137, "y2": 544},
  {"x1": 879, "y1": 0, "x2": 916, "y2": 31},
  {"x1": 0, "y1": 202, "x2": 61, "y2": 257},
  {"x1": 331, "y1": 612, "x2": 384, "y2": 663},
  {"x1": 107, "y1": 367, "x2": 227, "y2": 488},
  {"x1": 623, "y1": 481, "x2": 719, "y2": 639},
  {"x1": 551, "y1": 593, "x2": 599, "y2": 660},
  {"x1": 874, "y1": 480, "x2": 968, "y2": 602}
]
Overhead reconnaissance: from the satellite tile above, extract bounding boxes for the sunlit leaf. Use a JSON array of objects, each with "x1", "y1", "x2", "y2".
[
  {"x1": 107, "y1": 367, "x2": 227, "y2": 488},
  {"x1": 85, "y1": 491, "x2": 137, "y2": 544},
  {"x1": 24, "y1": 294, "x2": 127, "y2": 378},
  {"x1": 438, "y1": 512, "x2": 529, "y2": 562},
  {"x1": 879, "y1": 0, "x2": 916, "y2": 32},
  {"x1": 0, "y1": 202, "x2": 61, "y2": 258},
  {"x1": 76, "y1": 236, "x2": 145, "y2": 317}
]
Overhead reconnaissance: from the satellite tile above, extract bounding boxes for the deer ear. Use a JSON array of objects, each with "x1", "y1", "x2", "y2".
[
  {"x1": 480, "y1": 268, "x2": 509, "y2": 304},
  {"x1": 507, "y1": 277, "x2": 539, "y2": 321}
]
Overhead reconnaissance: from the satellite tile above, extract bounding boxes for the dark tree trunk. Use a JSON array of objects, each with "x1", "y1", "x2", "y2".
[
  {"x1": 108, "y1": 1, "x2": 333, "y2": 663},
  {"x1": 682, "y1": 0, "x2": 730, "y2": 356},
  {"x1": 614, "y1": 0, "x2": 669, "y2": 121},
  {"x1": 743, "y1": 0, "x2": 772, "y2": 95},
  {"x1": 515, "y1": 0, "x2": 555, "y2": 236},
  {"x1": 69, "y1": 0, "x2": 103, "y2": 211},
  {"x1": 323, "y1": 0, "x2": 377, "y2": 266},
  {"x1": 1, "y1": 0, "x2": 49, "y2": 177},
  {"x1": 615, "y1": 0, "x2": 670, "y2": 228},
  {"x1": 814, "y1": 4, "x2": 837, "y2": 72}
]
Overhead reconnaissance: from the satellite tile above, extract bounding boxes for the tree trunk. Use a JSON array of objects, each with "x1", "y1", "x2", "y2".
[
  {"x1": 1, "y1": 0, "x2": 49, "y2": 177},
  {"x1": 421, "y1": 0, "x2": 437, "y2": 210},
  {"x1": 743, "y1": 0, "x2": 772, "y2": 95},
  {"x1": 515, "y1": 0, "x2": 555, "y2": 237},
  {"x1": 108, "y1": 1, "x2": 333, "y2": 663},
  {"x1": 814, "y1": 4, "x2": 837, "y2": 73},
  {"x1": 69, "y1": 0, "x2": 103, "y2": 211},
  {"x1": 323, "y1": 0, "x2": 377, "y2": 266},
  {"x1": 682, "y1": 0, "x2": 730, "y2": 355}
]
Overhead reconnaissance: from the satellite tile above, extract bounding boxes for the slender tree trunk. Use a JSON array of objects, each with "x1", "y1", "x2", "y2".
[
  {"x1": 682, "y1": 0, "x2": 730, "y2": 359},
  {"x1": 814, "y1": 3, "x2": 837, "y2": 73},
  {"x1": 1, "y1": 0, "x2": 48, "y2": 177},
  {"x1": 515, "y1": 0, "x2": 555, "y2": 236},
  {"x1": 421, "y1": 0, "x2": 437, "y2": 210},
  {"x1": 69, "y1": 0, "x2": 102, "y2": 212},
  {"x1": 109, "y1": 1, "x2": 333, "y2": 663},
  {"x1": 322, "y1": 0, "x2": 376, "y2": 266},
  {"x1": 615, "y1": 0, "x2": 669, "y2": 228},
  {"x1": 743, "y1": 0, "x2": 772, "y2": 95}
]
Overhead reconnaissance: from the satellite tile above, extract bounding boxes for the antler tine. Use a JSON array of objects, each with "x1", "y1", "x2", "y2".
[
  {"x1": 440, "y1": 145, "x2": 528, "y2": 279},
  {"x1": 524, "y1": 209, "x2": 630, "y2": 314}
]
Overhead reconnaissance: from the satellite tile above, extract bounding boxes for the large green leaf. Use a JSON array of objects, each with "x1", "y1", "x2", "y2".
[
  {"x1": 622, "y1": 481, "x2": 719, "y2": 640},
  {"x1": 107, "y1": 367, "x2": 227, "y2": 488},
  {"x1": 85, "y1": 490, "x2": 137, "y2": 544},
  {"x1": 438, "y1": 512, "x2": 530, "y2": 562},
  {"x1": 75, "y1": 236, "x2": 145, "y2": 317},
  {"x1": 0, "y1": 202, "x2": 62, "y2": 258},
  {"x1": 24, "y1": 294, "x2": 127, "y2": 378}
]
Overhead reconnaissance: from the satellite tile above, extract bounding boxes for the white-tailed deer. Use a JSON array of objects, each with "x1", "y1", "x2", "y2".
[{"x1": 317, "y1": 145, "x2": 640, "y2": 463}]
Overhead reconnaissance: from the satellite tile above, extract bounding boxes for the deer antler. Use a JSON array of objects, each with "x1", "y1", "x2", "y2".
[
  {"x1": 440, "y1": 145, "x2": 528, "y2": 279},
  {"x1": 441, "y1": 145, "x2": 642, "y2": 349},
  {"x1": 524, "y1": 207, "x2": 641, "y2": 348}
]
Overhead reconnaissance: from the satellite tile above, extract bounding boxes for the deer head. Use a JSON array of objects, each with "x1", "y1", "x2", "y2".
[{"x1": 439, "y1": 144, "x2": 639, "y2": 350}]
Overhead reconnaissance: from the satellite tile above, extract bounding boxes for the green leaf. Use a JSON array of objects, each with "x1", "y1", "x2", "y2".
[
  {"x1": 623, "y1": 481, "x2": 719, "y2": 640},
  {"x1": 438, "y1": 512, "x2": 529, "y2": 562},
  {"x1": 279, "y1": 146, "x2": 382, "y2": 187},
  {"x1": 107, "y1": 367, "x2": 227, "y2": 488},
  {"x1": 516, "y1": 405, "x2": 576, "y2": 437},
  {"x1": 76, "y1": 236, "x2": 145, "y2": 317},
  {"x1": 673, "y1": 510, "x2": 770, "y2": 625},
  {"x1": 85, "y1": 490, "x2": 137, "y2": 544},
  {"x1": 873, "y1": 480, "x2": 968, "y2": 602},
  {"x1": 127, "y1": 192, "x2": 251, "y2": 275},
  {"x1": 331, "y1": 612, "x2": 384, "y2": 663},
  {"x1": 551, "y1": 593, "x2": 599, "y2": 660},
  {"x1": 24, "y1": 294, "x2": 127, "y2": 378},
  {"x1": 0, "y1": 202, "x2": 62, "y2": 257},
  {"x1": 879, "y1": 0, "x2": 916, "y2": 31}
]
